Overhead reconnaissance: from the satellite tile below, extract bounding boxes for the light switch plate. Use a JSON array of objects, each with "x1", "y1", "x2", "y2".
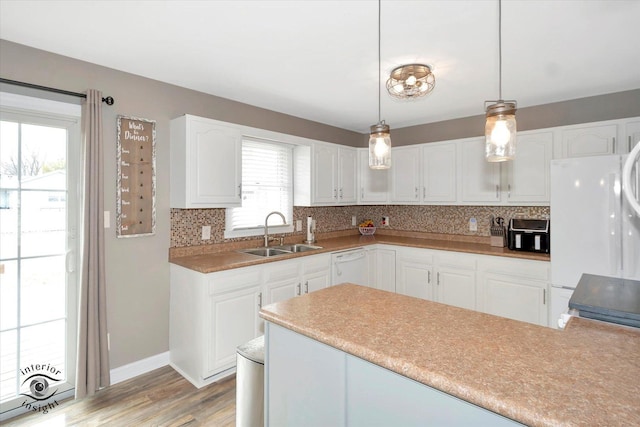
[
  {"x1": 202, "y1": 225, "x2": 211, "y2": 240},
  {"x1": 469, "y1": 217, "x2": 477, "y2": 232},
  {"x1": 352, "y1": 216, "x2": 357, "y2": 226}
]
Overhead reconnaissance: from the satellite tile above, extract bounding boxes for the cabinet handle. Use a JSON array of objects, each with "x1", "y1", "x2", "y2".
[
  {"x1": 427, "y1": 270, "x2": 431, "y2": 284},
  {"x1": 305, "y1": 281, "x2": 309, "y2": 294},
  {"x1": 613, "y1": 137, "x2": 616, "y2": 153},
  {"x1": 361, "y1": 187, "x2": 364, "y2": 199},
  {"x1": 340, "y1": 187, "x2": 343, "y2": 199},
  {"x1": 543, "y1": 289, "x2": 546, "y2": 305},
  {"x1": 415, "y1": 187, "x2": 419, "y2": 199},
  {"x1": 334, "y1": 188, "x2": 337, "y2": 199},
  {"x1": 423, "y1": 187, "x2": 426, "y2": 199},
  {"x1": 258, "y1": 292, "x2": 262, "y2": 308},
  {"x1": 238, "y1": 184, "x2": 242, "y2": 197},
  {"x1": 437, "y1": 272, "x2": 440, "y2": 286},
  {"x1": 508, "y1": 184, "x2": 511, "y2": 199},
  {"x1": 495, "y1": 185, "x2": 499, "y2": 199},
  {"x1": 297, "y1": 283, "x2": 301, "y2": 296}
]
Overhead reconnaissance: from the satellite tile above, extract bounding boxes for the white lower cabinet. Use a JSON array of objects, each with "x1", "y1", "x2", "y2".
[
  {"x1": 170, "y1": 263, "x2": 262, "y2": 388},
  {"x1": 170, "y1": 253, "x2": 330, "y2": 388},
  {"x1": 476, "y1": 255, "x2": 549, "y2": 326},
  {"x1": 367, "y1": 246, "x2": 396, "y2": 292},
  {"x1": 396, "y1": 247, "x2": 477, "y2": 311}
]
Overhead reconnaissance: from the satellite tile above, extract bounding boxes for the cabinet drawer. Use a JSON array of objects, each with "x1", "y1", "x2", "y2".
[
  {"x1": 208, "y1": 267, "x2": 262, "y2": 295},
  {"x1": 477, "y1": 255, "x2": 549, "y2": 281}
]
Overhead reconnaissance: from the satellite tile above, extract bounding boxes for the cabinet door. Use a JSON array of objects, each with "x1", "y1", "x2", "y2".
[
  {"x1": 370, "y1": 248, "x2": 396, "y2": 292},
  {"x1": 264, "y1": 260, "x2": 302, "y2": 304},
  {"x1": 396, "y1": 258, "x2": 434, "y2": 301},
  {"x1": 460, "y1": 138, "x2": 501, "y2": 203},
  {"x1": 422, "y1": 143, "x2": 457, "y2": 202},
  {"x1": 208, "y1": 285, "x2": 262, "y2": 375},
  {"x1": 561, "y1": 124, "x2": 617, "y2": 157},
  {"x1": 188, "y1": 118, "x2": 242, "y2": 206},
  {"x1": 304, "y1": 270, "x2": 331, "y2": 294},
  {"x1": 625, "y1": 120, "x2": 640, "y2": 153},
  {"x1": 391, "y1": 146, "x2": 420, "y2": 203},
  {"x1": 313, "y1": 144, "x2": 338, "y2": 204},
  {"x1": 358, "y1": 149, "x2": 389, "y2": 203},
  {"x1": 505, "y1": 131, "x2": 552, "y2": 203},
  {"x1": 301, "y1": 253, "x2": 331, "y2": 294},
  {"x1": 482, "y1": 275, "x2": 547, "y2": 326},
  {"x1": 338, "y1": 147, "x2": 357, "y2": 204},
  {"x1": 436, "y1": 266, "x2": 476, "y2": 310}
]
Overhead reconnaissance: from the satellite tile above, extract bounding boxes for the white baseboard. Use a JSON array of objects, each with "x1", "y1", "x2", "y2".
[{"x1": 110, "y1": 351, "x2": 170, "y2": 385}]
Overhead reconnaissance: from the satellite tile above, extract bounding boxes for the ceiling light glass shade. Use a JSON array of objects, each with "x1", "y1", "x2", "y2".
[
  {"x1": 386, "y1": 64, "x2": 435, "y2": 100},
  {"x1": 369, "y1": 122, "x2": 392, "y2": 169},
  {"x1": 485, "y1": 101, "x2": 517, "y2": 162}
]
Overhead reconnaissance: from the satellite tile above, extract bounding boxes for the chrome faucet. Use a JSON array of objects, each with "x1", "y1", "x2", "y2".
[{"x1": 264, "y1": 211, "x2": 286, "y2": 247}]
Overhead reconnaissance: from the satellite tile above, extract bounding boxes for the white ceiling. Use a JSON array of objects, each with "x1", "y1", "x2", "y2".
[{"x1": 1, "y1": 0, "x2": 639, "y2": 133}]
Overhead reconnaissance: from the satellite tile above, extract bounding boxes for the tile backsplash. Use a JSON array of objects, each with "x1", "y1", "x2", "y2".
[{"x1": 170, "y1": 205, "x2": 549, "y2": 248}]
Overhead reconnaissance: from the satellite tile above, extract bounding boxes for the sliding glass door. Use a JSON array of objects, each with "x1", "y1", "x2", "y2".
[{"x1": 0, "y1": 103, "x2": 81, "y2": 417}]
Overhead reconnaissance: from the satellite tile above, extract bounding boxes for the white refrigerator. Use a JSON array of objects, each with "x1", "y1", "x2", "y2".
[{"x1": 550, "y1": 154, "x2": 640, "y2": 327}]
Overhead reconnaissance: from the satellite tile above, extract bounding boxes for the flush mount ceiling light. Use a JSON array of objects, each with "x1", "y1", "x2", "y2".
[
  {"x1": 369, "y1": 0, "x2": 392, "y2": 170},
  {"x1": 386, "y1": 63, "x2": 436, "y2": 100},
  {"x1": 485, "y1": 0, "x2": 517, "y2": 162}
]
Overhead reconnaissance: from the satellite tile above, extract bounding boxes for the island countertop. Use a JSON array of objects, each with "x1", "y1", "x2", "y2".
[{"x1": 259, "y1": 284, "x2": 640, "y2": 427}]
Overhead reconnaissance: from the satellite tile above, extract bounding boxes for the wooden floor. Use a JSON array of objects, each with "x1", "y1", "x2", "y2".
[{"x1": 5, "y1": 366, "x2": 236, "y2": 427}]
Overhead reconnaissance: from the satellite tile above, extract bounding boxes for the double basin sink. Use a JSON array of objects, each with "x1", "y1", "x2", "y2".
[{"x1": 239, "y1": 244, "x2": 323, "y2": 257}]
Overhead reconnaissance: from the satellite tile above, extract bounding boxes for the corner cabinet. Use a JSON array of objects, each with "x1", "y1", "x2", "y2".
[{"x1": 170, "y1": 115, "x2": 242, "y2": 208}]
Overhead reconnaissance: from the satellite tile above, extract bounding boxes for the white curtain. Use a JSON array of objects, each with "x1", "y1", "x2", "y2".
[{"x1": 76, "y1": 89, "x2": 110, "y2": 398}]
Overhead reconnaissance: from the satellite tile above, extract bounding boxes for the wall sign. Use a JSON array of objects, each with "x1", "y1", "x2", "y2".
[{"x1": 116, "y1": 115, "x2": 156, "y2": 237}]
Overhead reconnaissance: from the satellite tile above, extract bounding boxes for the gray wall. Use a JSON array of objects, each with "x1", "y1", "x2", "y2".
[
  {"x1": 2, "y1": 38, "x2": 639, "y2": 370},
  {"x1": 0, "y1": 39, "x2": 360, "y2": 369}
]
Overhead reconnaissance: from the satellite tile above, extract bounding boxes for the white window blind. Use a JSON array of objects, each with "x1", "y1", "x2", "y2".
[{"x1": 225, "y1": 139, "x2": 293, "y2": 237}]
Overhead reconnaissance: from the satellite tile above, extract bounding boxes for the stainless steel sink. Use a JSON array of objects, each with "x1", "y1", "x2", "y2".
[
  {"x1": 240, "y1": 248, "x2": 292, "y2": 257},
  {"x1": 239, "y1": 244, "x2": 322, "y2": 257},
  {"x1": 273, "y1": 244, "x2": 323, "y2": 253}
]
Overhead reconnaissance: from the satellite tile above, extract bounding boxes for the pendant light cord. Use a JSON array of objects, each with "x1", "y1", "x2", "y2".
[
  {"x1": 377, "y1": 0, "x2": 382, "y2": 123},
  {"x1": 498, "y1": 0, "x2": 502, "y2": 101}
]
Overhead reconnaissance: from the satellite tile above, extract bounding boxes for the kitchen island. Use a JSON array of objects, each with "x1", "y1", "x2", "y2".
[{"x1": 259, "y1": 284, "x2": 640, "y2": 426}]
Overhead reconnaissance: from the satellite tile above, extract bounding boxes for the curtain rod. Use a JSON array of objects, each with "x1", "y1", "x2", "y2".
[{"x1": 0, "y1": 77, "x2": 114, "y2": 105}]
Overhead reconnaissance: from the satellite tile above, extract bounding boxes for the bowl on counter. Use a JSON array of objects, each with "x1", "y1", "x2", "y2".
[{"x1": 359, "y1": 226, "x2": 376, "y2": 236}]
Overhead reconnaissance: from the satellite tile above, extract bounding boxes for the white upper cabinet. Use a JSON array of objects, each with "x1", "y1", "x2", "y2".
[
  {"x1": 421, "y1": 142, "x2": 457, "y2": 203},
  {"x1": 390, "y1": 146, "x2": 421, "y2": 203},
  {"x1": 338, "y1": 146, "x2": 358, "y2": 204},
  {"x1": 357, "y1": 149, "x2": 390, "y2": 204},
  {"x1": 170, "y1": 115, "x2": 242, "y2": 208},
  {"x1": 313, "y1": 144, "x2": 338, "y2": 204},
  {"x1": 625, "y1": 120, "x2": 640, "y2": 153},
  {"x1": 503, "y1": 130, "x2": 553, "y2": 204},
  {"x1": 459, "y1": 137, "x2": 502, "y2": 203},
  {"x1": 295, "y1": 143, "x2": 357, "y2": 206},
  {"x1": 560, "y1": 124, "x2": 617, "y2": 157}
]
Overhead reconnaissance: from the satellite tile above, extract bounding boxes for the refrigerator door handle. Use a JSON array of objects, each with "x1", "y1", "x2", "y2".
[{"x1": 610, "y1": 172, "x2": 623, "y2": 276}]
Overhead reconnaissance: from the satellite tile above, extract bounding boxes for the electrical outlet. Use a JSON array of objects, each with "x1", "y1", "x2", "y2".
[
  {"x1": 201, "y1": 225, "x2": 211, "y2": 240},
  {"x1": 352, "y1": 216, "x2": 357, "y2": 226},
  {"x1": 382, "y1": 216, "x2": 389, "y2": 227},
  {"x1": 469, "y1": 217, "x2": 478, "y2": 232},
  {"x1": 296, "y1": 220, "x2": 302, "y2": 231}
]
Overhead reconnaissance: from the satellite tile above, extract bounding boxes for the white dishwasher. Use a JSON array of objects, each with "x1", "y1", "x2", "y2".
[{"x1": 331, "y1": 248, "x2": 368, "y2": 286}]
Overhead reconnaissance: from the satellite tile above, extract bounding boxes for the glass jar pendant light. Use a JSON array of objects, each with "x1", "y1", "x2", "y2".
[
  {"x1": 369, "y1": 0, "x2": 392, "y2": 170},
  {"x1": 485, "y1": 0, "x2": 517, "y2": 162}
]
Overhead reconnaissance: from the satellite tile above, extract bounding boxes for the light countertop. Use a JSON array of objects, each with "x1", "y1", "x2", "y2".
[
  {"x1": 259, "y1": 284, "x2": 640, "y2": 427},
  {"x1": 169, "y1": 233, "x2": 549, "y2": 274}
]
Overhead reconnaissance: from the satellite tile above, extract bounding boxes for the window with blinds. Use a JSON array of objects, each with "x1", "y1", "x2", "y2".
[{"x1": 225, "y1": 138, "x2": 294, "y2": 238}]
